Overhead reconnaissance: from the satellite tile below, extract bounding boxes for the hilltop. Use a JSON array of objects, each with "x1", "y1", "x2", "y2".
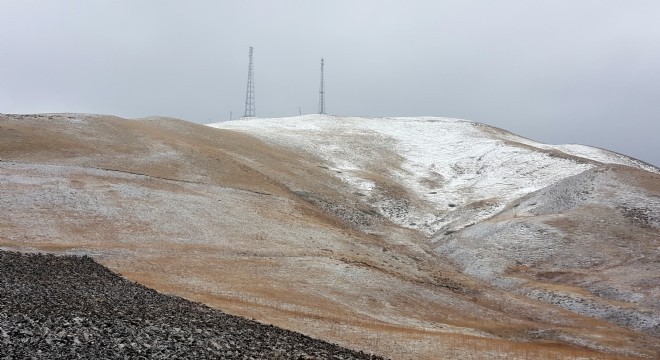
[{"x1": 1, "y1": 113, "x2": 658, "y2": 359}]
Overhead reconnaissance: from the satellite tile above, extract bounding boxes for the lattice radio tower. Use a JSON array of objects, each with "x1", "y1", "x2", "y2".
[
  {"x1": 244, "y1": 47, "x2": 256, "y2": 117},
  {"x1": 318, "y1": 58, "x2": 325, "y2": 114}
]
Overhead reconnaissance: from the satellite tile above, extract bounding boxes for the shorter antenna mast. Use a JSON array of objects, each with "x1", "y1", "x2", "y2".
[{"x1": 318, "y1": 58, "x2": 325, "y2": 115}]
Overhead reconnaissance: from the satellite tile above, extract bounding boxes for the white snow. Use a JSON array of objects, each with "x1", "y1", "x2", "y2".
[
  {"x1": 208, "y1": 115, "x2": 653, "y2": 235},
  {"x1": 495, "y1": 130, "x2": 659, "y2": 174}
]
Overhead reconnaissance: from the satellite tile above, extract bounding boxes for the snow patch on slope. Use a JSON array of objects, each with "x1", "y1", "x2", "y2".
[
  {"x1": 495, "y1": 131, "x2": 659, "y2": 174},
  {"x1": 208, "y1": 115, "x2": 651, "y2": 235}
]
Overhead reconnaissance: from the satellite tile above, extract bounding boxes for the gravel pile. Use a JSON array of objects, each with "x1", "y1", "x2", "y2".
[{"x1": 0, "y1": 251, "x2": 383, "y2": 359}]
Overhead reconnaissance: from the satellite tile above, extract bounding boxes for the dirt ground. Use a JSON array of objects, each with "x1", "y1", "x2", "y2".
[{"x1": 1, "y1": 113, "x2": 656, "y2": 359}]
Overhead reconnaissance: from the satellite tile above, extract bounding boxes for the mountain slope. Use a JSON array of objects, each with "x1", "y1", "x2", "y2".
[
  {"x1": 0, "y1": 250, "x2": 381, "y2": 359},
  {"x1": 210, "y1": 115, "x2": 659, "y2": 355},
  {"x1": 436, "y1": 165, "x2": 660, "y2": 334},
  {"x1": 211, "y1": 115, "x2": 656, "y2": 236},
  {"x1": 1, "y1": 113, "x2": 657, "y2": 359}
]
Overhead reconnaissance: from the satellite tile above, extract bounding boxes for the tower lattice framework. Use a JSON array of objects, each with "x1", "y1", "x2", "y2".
[{"x1": 244, "y1": 47, "x2": 256, "y2": 117}]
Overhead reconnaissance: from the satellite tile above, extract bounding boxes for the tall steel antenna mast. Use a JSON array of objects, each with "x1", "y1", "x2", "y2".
[
  {"x1": 244, "y1": 47, "x2": 256, "y2": 117},
  {"x1": 318, "y1": 58, "x2": 325, "y2": 114}
]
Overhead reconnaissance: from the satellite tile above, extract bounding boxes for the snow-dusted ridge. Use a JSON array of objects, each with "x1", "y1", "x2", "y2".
[
  {"x1": 208, "y1": 115, "x2": 655, "y2": 235},
  {"x1": 493, "y1": 128, "x2": 660, "y2": 174},
  {"x1": 4, "y1": 113, "x2": 658, "y2": 357}
]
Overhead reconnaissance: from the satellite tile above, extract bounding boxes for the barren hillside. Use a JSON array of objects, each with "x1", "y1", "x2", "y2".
[
  {"x1": 1, "y1": 113, "x2": 658, "y2": 359},
  {"x1": 0, "y1": 250, "x2": 381, "y2": 359}
]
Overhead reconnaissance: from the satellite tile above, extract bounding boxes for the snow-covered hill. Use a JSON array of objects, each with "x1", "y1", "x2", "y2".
[
  {"x1": 209, "y1": 115, "x2": 656, "y2": 236},
  {"x1": 210, "y1": 115, "x2": 660, "y2": 342},
  {"x1": 2, "y1": 113, "x2": 657, "y2": 359}
]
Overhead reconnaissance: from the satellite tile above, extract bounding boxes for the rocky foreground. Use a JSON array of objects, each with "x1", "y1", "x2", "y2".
[{"x1": 0, "y1": 251, "x2": 383, "y2": 359}]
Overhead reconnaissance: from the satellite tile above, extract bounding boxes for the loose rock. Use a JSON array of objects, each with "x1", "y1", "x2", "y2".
[{"x1": 0, "y1": 251, "x2": 384, "y2": 359}]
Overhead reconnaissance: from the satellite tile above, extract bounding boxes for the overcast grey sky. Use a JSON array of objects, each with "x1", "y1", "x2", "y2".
[{"x1": 1, "y1": 1, "x2": 659, "y2": 166}]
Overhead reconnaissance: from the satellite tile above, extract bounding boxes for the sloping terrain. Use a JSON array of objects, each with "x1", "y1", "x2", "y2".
[
  {"x1": 210, "y1": 115, "x2": 659, "y2": 357},
  {"x1": 0, "y1": 250, "x2": 380, "y2": 359},
  {"x1": 435, "y1": 165, "x2": 660, "y2": 335},
  {"x1": 1, "y1": 113, "x2": 658, "y2": 359}
]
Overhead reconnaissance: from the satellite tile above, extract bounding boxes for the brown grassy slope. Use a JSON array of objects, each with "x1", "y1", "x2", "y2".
[
  {"x1": 0, "y1": 114, "x2": 289, "y2": 195},
  {"x1": 0, "y1": 113, "x2": 654, "y2": 359}
]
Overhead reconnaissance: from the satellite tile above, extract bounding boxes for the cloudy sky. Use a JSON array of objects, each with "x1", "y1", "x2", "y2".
[{"x1": 1, "y1": 1, "x2": 659, "y2": 166}]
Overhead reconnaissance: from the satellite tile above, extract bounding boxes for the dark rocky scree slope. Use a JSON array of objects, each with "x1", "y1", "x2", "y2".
[{"x1": 0, "y1": 251, "x2": 384, "y2": 359}]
